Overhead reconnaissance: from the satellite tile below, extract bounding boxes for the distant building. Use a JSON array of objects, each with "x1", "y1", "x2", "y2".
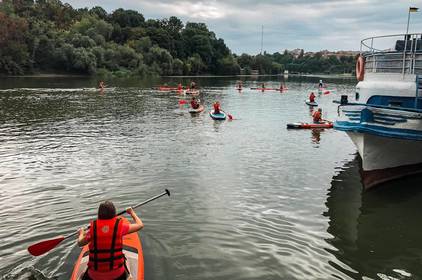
[
  {"x1": 285, "y1": 49, "x2": 359, "y2": 58},
  {"x1": 288, "y1": 48, "x2": 304, "y2": 59}
]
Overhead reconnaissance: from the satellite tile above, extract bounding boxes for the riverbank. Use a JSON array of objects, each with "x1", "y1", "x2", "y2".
[{"x1": 4, "y1": 73, "x2": 355, "y2": 79}]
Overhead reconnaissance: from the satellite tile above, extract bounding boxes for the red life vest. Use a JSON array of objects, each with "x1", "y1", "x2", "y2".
[
  {"x1": 213, "y1": 103, "x2": 220, "y2": 113},
  {"x1": 191, "y1": 100, "x2": 199, "y2": 109},
  {"x1": 88, "y1": 217, "x2": 125, "y2": 272}
]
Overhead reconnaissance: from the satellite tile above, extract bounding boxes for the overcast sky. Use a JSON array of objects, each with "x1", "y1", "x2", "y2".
[{"x1": 64, "y1": 0, "x2": 422, "y2": 54}]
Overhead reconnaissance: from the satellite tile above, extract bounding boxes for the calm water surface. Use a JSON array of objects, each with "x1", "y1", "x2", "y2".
[{"x1": 1, "y1": 76, "x2": 422, "y2": 280}]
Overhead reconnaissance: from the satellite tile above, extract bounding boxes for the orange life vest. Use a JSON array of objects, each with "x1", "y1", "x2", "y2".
[
  {"x1": 313, "y1": 111, "x2": 322, "y2": 122},
  {"x1": 88, "y1": 217, "x2": 125, "y2": 272}
]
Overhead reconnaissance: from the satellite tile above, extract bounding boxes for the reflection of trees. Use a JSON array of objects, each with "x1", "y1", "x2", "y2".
[{"x1": 324, "y1": 157, "x2": 422, "y2": 279}]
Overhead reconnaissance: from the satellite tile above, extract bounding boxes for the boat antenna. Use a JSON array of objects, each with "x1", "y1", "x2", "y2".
[{"x1": 260, "y1": 25, "x2": 264, "y2": 55}]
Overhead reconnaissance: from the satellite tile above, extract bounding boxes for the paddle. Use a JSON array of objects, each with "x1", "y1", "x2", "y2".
[{"x1": 27, "y1": 189, "x2": 171, "y2": 256}]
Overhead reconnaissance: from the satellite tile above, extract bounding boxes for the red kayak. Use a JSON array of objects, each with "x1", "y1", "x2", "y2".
[
  {"x1": 251, "y1": 88, "x2": 288, "y2": 91},
  {"x1": 158, "y1": 86, "x2": 183, "y2": 91},
  {"x1": 287, "y1": 122, "x2": 333, "y2": 129}
]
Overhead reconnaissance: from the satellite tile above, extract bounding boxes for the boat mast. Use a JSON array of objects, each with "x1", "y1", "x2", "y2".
[{"x1": 260, "y1": 25, "x2": 264, "y2": 55}]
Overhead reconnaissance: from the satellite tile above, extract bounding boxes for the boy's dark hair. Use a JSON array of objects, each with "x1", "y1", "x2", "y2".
[{"x1": 98, "y1": 200, "x2": 116, "y2": 219}]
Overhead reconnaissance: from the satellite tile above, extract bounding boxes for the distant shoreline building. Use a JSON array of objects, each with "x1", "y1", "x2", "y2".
[{"x1": 285, "y1": 49, "x2": 359, "y2": 58}]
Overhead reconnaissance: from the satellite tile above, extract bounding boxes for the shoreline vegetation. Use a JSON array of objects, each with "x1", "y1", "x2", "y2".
[
  {"x1": 0, "y1": 0, "x2": 357, "y2": 78},
  {"x1": 1, "y1": 73, "x2": 355, "y2": 79}
]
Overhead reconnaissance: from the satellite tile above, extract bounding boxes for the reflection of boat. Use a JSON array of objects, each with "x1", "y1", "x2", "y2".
[
  {"x1": 325, "y1": 157, "x2": 422, "y2": 279},
  {"x1": 335, "y1": 33, "x2": 422, "y2": 188}
]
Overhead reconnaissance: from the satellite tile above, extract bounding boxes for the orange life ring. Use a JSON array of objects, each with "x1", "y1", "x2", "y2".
[{"x1": 356, "y1": 55, "x2": 365, "y2": 81}]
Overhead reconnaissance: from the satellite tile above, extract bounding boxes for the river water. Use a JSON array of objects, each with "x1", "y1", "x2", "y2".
[{"x1": 1, "y1": 76, "x2": 422, "y2": 280}]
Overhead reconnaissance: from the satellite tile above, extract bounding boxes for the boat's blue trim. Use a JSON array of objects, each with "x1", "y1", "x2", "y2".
[
  {"x1": 334, "y1": 121, "x2": 422, "y2": 141},
  {"x1": 367, "y1": 95, "x2": 422, "y2": 109},
  {"x1": 334, "y1": 101, "x2": 422, "y2": 113}
]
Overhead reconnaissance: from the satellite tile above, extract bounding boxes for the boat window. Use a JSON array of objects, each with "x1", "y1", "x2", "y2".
[{"x1": 389, "y1": 101, "x2": 402, "y2": 107}]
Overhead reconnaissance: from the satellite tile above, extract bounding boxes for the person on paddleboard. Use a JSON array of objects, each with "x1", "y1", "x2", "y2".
[
  {"x1": 77, "y1": 201, "x2": 143, "y2": 280},
  {"x1": 99, "y1": 81, "x2": 105, "y2": 90},
  {"x1": 313, "y1": 108, "x2": 323, "y2": 123},
  {"x1": 190, "y1": 97, "x2": 200, "y2": 109},
  {"x1": 309, "y1": 92, "x2": 316, "y2": 103},
  {"x1": 318, "y1": 80, "x2": 324, "y2": 88},
  {"x1": 213, "y1": 101, "x2": 221, "y2": 114},
  {"x1": 236, "y1": 81, "x2": 242, "y2": 90}
]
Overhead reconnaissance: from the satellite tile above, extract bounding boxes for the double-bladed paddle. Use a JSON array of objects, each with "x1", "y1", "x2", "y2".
[{"x1": 27, "y1": 189, "x2": 170, "y2": 256}]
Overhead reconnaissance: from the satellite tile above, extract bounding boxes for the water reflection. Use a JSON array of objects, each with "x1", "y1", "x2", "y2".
[
  {"x1": 308, "y1": 105, "x2": 315, "y2": 115},
  {"x1": 325, "y1": 157, "x2": 422, "y2": 279},
  {"x1": 311, "y1": 129, "x2": 321, "y2": 144}
]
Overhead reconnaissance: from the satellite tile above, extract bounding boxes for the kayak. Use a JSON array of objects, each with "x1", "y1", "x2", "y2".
[
  {"x1": 286, "y1": 122, "x2": 333, "y2": 129},
  {"x1": 70, "y1": 217, "x2": 144, "y2": 280},
  {"x1": 251, "y1": 88, "x2": 279, "y2": 91},
  {"x1": 158, "y1": 86, "x2": 179, "y2": 91},
  {"x1": 186, "y1": 89, "x2": 199, "y2": 95},
  {"x1": 251, "y1": 87, "x2": 288, "y2": 91},
  {"x1": 305, "y1": 100, "x2": 318, "y2": 106},
  {"x1": 209, "y1": 110, "x2": 226, "y2": 120},
  {"x1": 189, "y1": 104, "x2": 204, "y2": 114}
]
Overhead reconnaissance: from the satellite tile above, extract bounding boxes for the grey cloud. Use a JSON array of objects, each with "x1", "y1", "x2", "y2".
[{"x1": 64, "y1": 0, "x2": 422, "y2": 54}]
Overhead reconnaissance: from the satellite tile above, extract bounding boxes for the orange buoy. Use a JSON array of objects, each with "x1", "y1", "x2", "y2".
[{"x1": 356, "y1": 55, "x2": 365, "y2": 81}]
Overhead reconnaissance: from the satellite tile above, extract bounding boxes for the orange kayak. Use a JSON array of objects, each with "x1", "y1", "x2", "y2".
[{"x1": 70, "y1": 217, "x2": 144, "y2": 280}]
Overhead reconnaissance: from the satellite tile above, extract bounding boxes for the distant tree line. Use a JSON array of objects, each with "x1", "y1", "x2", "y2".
[
  {"x1": 236, "y1": 51, "x2": 356, "y2": 75},
  {"x1": 0, "y1": 0, "x2": 356, "y2": 76}
]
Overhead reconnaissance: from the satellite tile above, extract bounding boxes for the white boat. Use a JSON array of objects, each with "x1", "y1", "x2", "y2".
[{"x1": 335, "y1": 33, "x2": 422, "y2": 188}]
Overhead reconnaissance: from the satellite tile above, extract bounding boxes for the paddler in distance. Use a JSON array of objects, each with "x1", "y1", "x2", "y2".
[
  {"x1": 309, "y1": 92, "x2": 316, "y2": 103},
  {"x1": 312, "y1": 108, "x2": 325, "y2": 123},
  {"x1": 190, "y1": 96, "x2": 200, "y2": 109},
  {"x1": 99, "y1": 81, "x2": 105, "y2": 91},
  {"x1": 77, "y1": 201, "x2": 143, "y2": 280},
  {"x1": 318, "y1": 79, "x2": 324, "y2": 88},
  {"x1": 213, "y1": 101, "x2": 221, "y2": 114}
]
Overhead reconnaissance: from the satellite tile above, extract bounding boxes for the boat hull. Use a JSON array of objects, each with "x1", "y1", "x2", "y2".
[
  {"x1": 335, "y1": 103, "x2": 422, "y2": 188},
  {"x1": 346, "y1": 131, "x2": 422, "y2": 188}
]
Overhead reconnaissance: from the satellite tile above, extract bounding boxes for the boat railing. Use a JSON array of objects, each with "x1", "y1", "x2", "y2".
[
  {"x1": 334, "y1": 100, "x2": 422, "y2": 114},
  {"x1": 361, "y1": 33, "x2": 422, "y2": 75}
]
